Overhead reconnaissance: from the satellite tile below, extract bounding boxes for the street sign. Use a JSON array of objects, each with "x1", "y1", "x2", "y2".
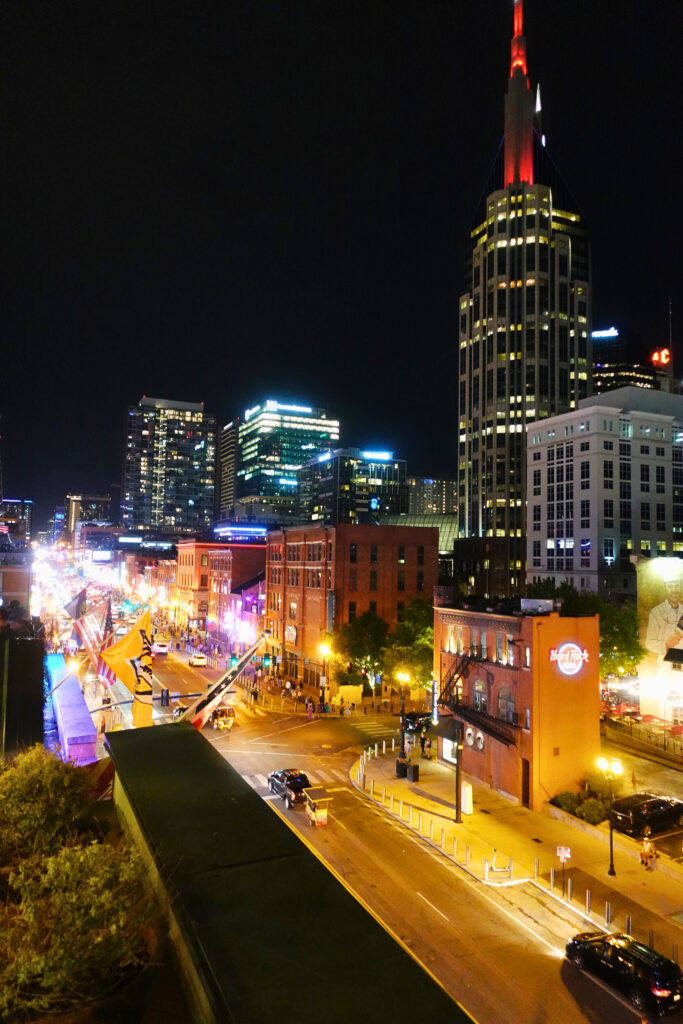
[{"x1": 556, "y1": 846, "x2": 571, "y2": 863}]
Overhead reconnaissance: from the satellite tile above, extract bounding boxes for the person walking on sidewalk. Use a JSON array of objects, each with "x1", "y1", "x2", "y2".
[
  {"x1": 339, "y1": 698, "x2": 345, "y2": 718},
  {"x1": 425, "y1": 736, "x2": 432, "y2": 760},
  {"x1": 646, "y1": 842, "x2": 658, "y2": 871},
  {"x1": 419, "y1": 729, "x2": 426, "y2": 757},
  {"x1": 640, "y1": 837, "x2": 652, "y2": 867}
]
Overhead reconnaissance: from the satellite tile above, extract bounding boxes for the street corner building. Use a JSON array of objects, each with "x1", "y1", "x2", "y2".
[{"x1": 433, "y1": 603, "x2": 600, "y2": 811}]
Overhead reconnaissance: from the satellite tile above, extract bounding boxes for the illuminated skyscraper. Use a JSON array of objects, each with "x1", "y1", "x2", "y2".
[
  {"x1": 121, "y1": 397, "x2": 216, "y2": 534},
  {"x1": 457, "y1": 0, "x2": 591, "y2": 596},
  {"x1": 223, "y1": 399, "x2": 339, "y2": 522}
]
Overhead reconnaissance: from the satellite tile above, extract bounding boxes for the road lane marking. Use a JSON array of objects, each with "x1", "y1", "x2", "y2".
[
  {"x1": 247, "y1": 720, "x2": 312, "y2": 741},
  {"x1": 255, "y1": 774, "x2": 269, "y2": 787},
  {"x1": 328, "y1": 814, "x2": 347, "y2": 830},
  {"x1": 417, "y1": 891, "x2": 449, "y2": 922}
]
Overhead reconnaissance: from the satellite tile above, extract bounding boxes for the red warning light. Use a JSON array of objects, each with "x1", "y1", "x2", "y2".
[{"x1": 651, "y1": 348, "x2": 671, "y2": 366}]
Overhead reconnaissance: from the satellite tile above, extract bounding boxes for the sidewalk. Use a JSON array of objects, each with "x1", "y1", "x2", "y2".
[{"x1": 352, "y1": 747, "x2": 683, "y2": 959}]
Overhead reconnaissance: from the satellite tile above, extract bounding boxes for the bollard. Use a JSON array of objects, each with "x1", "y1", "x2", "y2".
[
  {"x1": 626, "y1": 914, "x2": 632, "y2": 935},
  {"x1": 508, "y1": 858, "x2": 513, "y2": 880},
  {"x1": 453, "y1": 837, "x2": 457, "y2": 859},
  {"x1": 375, "y1": 742, "x2": 378, "y2": 758},
  {"x1": 586, "y1": 890, "x2": 591, "y2": 915},
  {"x1": 390, "y1": 793, "x2": 394, "y2": 811},
  {"x1": 534, "y1": 857, "x2": 539, "y2": 880},
  {"x1": 550, "y1": 867, "x2": 555, "y2": 890},
  {"x1": 484, "y1": 858, "x2": 489, "y2": 881},
  {"x1": 383, "y1": 740, "x2": 386, "y2": 755},
  {"x1": 465, "y1": 845, "x2": 470, "y2": 866},
  {"x1": 382, "y1": 786, "x2": 386, "y2": 805},
  {"x1": 418, "y1": 812, "x2": 423, "y2": 832},
  {"x1": 392, "y1": 738, "x2": 395, "y2": 753},
  {"x1": 567, "y1": 878, "x2": 573, "y2": 902},
  {"x1": 441, "y1": 828, "x2": 445, "y2": 849},
  {"x1": 409, "y1": 806, "x2": 413, "y2": 825},
  {"x1": 399, "y1": 799, "x2": 404, "y2": 818},
  {"x1": 371, "y1": 779, "x2": 375, "y2": 796},
  {"x1": 605, "y1": 902, "x2": 611, "y2": 927},
  {"x1": 429, "y1": 820, "x2": 434, "y2": 841}
]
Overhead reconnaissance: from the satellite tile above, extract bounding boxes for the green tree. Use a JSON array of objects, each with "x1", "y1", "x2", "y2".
[
  {"x1": 330, "y1": 610, "x2": 390, "y2": 681},
  {"x1": 0, "y1": 842, "x2": 154, "y2": 1020},
  {"x1": 382, "y1": 598, "x2": 435, "y2": 689},
  {"x1": 0, "y1": 745, "x2": 94, "y2": 864}
]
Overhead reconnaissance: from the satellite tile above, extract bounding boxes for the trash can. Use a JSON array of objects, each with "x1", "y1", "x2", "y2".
[
  {"x1": 407, "y1": 763, "x2": 420, "y2": 783},
  {"x1": 396, "y1": 758, "x2": 408, "y2": 778}
]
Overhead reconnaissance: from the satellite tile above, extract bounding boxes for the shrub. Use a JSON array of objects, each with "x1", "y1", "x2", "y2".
[
  {"x1": 550, "y1": 791, "x2": 579, "y2": 815},
  {"x1": 583, "y1": 770, "x2": 623, "y2": 803},
  {"x1": 575, "y1": 797, "x2": 606, "y2": 825}
]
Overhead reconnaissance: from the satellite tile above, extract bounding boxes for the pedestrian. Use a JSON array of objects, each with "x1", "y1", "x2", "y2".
[
  {"x1": 425, "y1": 736, "x2": 432, "y2": 759},
  {"x1": 419, "y1": 729, "x2": 426, "y2": 756},
  {"x1": 339, "y1": 698, "x2": 345, "y2": 718},
  {"x1": 307, "y1": 703, "x2": 314, "y2": 722},
  {"x1": 647, "y1": 844, "x2": 658, "y2": 871},
  {"x1": 405, "y1": 735, "x2": 412, "y2": 759},
  {"x1": 640, "y1": 837, "x2": 652, "y2": 867}
]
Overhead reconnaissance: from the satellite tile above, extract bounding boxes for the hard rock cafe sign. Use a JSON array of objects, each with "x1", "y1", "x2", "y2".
[{"x1": 548, "y1": 642, "x2": 589, "y2": 676}]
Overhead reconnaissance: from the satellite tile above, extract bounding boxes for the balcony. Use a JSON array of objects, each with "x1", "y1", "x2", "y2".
[{"x1": 446, "y1": 700, "x2": 521, "y2": 748}]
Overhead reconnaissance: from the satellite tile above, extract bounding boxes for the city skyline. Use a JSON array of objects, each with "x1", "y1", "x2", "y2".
[{"x1": 3, "y1": 0, "x2": 680, "y2": 528}]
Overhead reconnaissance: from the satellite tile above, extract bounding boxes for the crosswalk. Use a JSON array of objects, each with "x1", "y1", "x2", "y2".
[{"x1": 242, "y1": 767, "x2": 350, "y2": 791}]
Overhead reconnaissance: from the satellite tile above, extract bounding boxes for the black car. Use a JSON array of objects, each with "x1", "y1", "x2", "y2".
[
  {"x1": 566, "y1": 931, "x2": 683, "y2": 1015},
  {"x1": 403, "y1": 712, "x2": 432, "y2": 733},
  {"x1": 610, "y1": 792, "x2": 683, "y2": 837},
  {"x1": 267, "y1": 769, "x2": 311, "y2": 809}
]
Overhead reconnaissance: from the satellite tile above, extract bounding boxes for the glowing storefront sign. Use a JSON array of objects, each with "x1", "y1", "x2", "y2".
[
  {"x1": 651, "y1": 348, "x2": 671, "y2": 366},
  {"x1": 549, "y1": 642, "x2": 589, "y2": 675}
]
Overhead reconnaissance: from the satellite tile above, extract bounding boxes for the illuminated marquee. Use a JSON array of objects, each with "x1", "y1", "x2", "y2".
[
  {"x1": 651, "y1": 348, "x2": 671, "y2": 366},
  {"x1": 549, "y1": 642, "x2": 589, "y2": 676}
]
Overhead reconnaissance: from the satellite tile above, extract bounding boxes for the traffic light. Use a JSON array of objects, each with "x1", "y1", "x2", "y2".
[
  {"x1": 361, "y1": 667, "x2": 367, "y2": 677},
  {"x1": 263, "y1": 654, "x2": 271, "y2": 668},
  {"x1": 347, "y1": 661, "x2": 353, "y2": 672},
  {"x1": 160, "y1": 688, "x2": 170, "y2": 707},
  {"x1": 230, "y1": 655, "x2": 238, "y2": 667}
]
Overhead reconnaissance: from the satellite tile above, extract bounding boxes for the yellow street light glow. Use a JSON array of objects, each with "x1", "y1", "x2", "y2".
[
  {"x1": 396, "y1": 671, "x2": 410, "y2": 684},
  {"x1": 319, "y1": 642, "x2": 331, "y2": 658},
  {"x1": 598, "y1": 756, "x2": 622, "y2": 776}
]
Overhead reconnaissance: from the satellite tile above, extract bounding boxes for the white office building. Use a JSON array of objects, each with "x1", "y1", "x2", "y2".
[{"x1": 526, "y1": 387, "x2": 683, "y2": 599}]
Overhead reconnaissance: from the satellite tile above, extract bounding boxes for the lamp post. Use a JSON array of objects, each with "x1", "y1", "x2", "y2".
[
  {"x1": 319, "y1": 642, "x2": 331, "y2": 708},
  {"x1": 397, "y1": 671, "x2": 410, "y2": 757},
  {"x1": 598, "y1": 756, "x2": 622, "y2": 876}
]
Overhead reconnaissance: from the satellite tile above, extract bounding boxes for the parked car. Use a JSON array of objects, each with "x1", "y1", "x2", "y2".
[
  {"x1": 188, "y1": 651, "x2": 207, "y2": 667},
  {"x1": 153, "y1": 640, "x2": 169, "y2": 655},
  {"x1": 403, "y1": 712, "x2": 432, "y2": 733},
  {"x1": 267, "y1": 768, "x2": 311, "y2": 809},
  {"x1": 565, "y1": 931, "x2": 683, "y2": 1015},
  {"x1": 211, "y1": 706, "x2": 236, "y2": 730},
  {"x1": 610, "y1": 792, "x2": 683, "y2": 837}
]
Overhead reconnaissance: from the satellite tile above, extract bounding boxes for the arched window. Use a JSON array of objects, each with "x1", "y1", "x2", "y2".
[
  {"x1": 498, "y1": 685, "x2": 515, "y2": 723},
  {"x1": 472, "y1": 680, "x2": 487, "y2": 713}
]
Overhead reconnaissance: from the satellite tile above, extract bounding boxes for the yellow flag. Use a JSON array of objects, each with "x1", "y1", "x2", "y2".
[{"x1": 100, "y1": 610, "x2": 151, "y2": 695}]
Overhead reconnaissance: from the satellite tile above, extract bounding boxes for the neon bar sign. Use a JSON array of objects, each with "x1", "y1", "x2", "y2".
[{"x1": 549, "y1": 642, "x2": 589, "y2": 676}]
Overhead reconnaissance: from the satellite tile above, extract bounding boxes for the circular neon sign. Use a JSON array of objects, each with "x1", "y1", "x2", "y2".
[{"x1": 549, "y1": 642, "x2": 589, "y2": 676}]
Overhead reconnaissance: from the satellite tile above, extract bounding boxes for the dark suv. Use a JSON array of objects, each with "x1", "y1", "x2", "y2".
[
  {"x1": 610, "y1": 792, "x2": 683, "y2": 837},
  {"x1": 403, "y1": 712, "x2": 432, "y2": 733},
  {"x1": 566, "y1": 931, "x2": 682, "y2": 1015},
  {"x1": 267, "y1": 769, "x2": 311, "y2": 809}
]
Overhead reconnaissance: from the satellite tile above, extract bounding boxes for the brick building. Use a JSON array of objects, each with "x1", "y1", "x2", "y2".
[
  {"x1": 266, "y1": 524, "x2": 438, "y2": 689},
  {"x1": 433, "y1": 605, "x2": 600, "y2": 810}
]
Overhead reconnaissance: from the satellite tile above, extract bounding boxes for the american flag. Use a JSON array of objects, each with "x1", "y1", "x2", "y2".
[{"x1": 72, "y1": 608, "x2": 105, "y2": 668}]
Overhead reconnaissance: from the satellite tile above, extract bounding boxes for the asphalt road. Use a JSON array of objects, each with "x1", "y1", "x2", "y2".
[{"x1": 197, "y1": 691, "x2": 680, "y2": 1024}]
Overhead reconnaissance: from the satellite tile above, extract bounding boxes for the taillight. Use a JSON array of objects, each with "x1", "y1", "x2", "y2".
[{"x1": 652, "y1": 987, "x2": 671, "y2": 998}]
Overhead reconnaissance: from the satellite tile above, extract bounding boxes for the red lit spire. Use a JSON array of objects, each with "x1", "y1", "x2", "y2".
[
  {"x1": 510, "y1": 0, "x2": 527, "y2": 77},
  {"x1": 504, "y1": 0, "x2": 534, "y2": 186}
]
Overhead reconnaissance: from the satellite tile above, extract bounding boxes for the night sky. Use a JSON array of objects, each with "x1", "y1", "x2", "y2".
[{"x1": 3, "y1": 1, "x2": 681, "y2": 528}]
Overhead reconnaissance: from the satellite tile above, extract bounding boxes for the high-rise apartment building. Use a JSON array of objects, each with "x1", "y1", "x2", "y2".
[
  {"x1": 223, "y1": 399, "x2": 339, "y2": 522},
  {"x1": 65, "y1": 493, "x2": 112, "y2": 537},
  {"x1": 297, "y1": 448, "x2": 408, "y2": 524},
  {"x1": 121, "y1": 397, "x2": 216, "y2": 534},
  {"x1": 407, "y1": 477, "x2": 457, "y2": 516},
  {"x1": 457, "y1": 0, "x2": 591, "y2": 597},
  {"x1": 0, "y1": 498, "x2": 33, "y2": 546}
]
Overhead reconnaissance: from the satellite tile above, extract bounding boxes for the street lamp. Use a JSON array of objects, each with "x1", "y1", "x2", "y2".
[
  {"x1": 397, "y1": 671, "x2": 410, "y2": 757},
  {"x1": 598, "y1": 756, "x2": 623, "y2": 876},
  {"x1": 319, "y1": 642, "x2": 331, "y2": 708}
]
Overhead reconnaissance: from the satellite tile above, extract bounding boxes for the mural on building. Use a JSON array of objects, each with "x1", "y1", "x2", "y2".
[{"x1": 636, "y1": 557, "x2": 683, "y2": 723}]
